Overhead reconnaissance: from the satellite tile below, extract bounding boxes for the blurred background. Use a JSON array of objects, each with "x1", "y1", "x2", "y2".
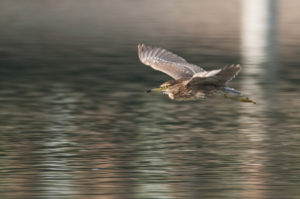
[{"x1": 0, "y1": 0, "x2": 300, "y2": 198}]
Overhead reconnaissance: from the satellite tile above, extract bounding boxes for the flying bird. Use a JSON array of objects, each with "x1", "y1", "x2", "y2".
[{"x1": 138, "y1": 44, "x2": 255, "y2": 103}]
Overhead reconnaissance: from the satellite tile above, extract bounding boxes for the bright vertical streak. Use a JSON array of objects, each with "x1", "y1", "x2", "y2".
[
  {"x1": 241, "y1": 0, "x2": 278, "y2": 100},
  {"x1": 241, "y1": 0, "x2": 277, "y2": 76},
  {"x1": 240, "y1": 0, "x2": 278, "y2": 198}
]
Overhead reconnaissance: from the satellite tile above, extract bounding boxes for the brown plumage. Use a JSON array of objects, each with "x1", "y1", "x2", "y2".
[{"x1": 138, "y1": 44, "x2": 255, "y2": 103}]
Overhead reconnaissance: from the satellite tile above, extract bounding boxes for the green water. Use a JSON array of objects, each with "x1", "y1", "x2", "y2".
[{"x1": 0, "y1": 1, "x2": 300, "y2": 198}]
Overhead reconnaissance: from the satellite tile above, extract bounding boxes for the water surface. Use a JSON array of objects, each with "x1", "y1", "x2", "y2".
[{"x1": 0, "y1": 1, "x2": 300, "y2": 198}]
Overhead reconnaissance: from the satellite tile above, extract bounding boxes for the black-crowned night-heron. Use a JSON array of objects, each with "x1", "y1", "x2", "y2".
[{"x1": 138, "y1": 44, "x2": 255, "y2": 104}]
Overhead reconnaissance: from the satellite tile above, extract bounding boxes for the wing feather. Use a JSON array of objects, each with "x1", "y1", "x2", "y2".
[
  {"x1": 138, "y1": 44, "x2": 205, "y2": 79},
  {"x1": 188, "y1": 64, "x2": 242, "y2": 86}
]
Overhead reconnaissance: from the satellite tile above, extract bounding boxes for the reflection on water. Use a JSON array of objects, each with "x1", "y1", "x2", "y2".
[
  {"x1": 240, "y1": 1, "x2": 277, "y2": 198},
  {"x1": 1, "y1": 0, "x2": 300, "y2": 199}
]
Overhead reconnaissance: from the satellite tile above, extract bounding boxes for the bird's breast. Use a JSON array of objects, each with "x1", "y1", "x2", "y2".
[{"x1": 170, "y1": 86, "x2": 206, "y2": 101}]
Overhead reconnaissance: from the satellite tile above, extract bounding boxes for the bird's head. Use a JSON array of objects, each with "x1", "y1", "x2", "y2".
[{"x1": 147, "y1": 80, "x2": 178, "y2": 94}]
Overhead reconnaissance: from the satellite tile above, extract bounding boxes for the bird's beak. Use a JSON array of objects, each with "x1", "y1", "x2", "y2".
[
  {"x1": 239, "y1": 96, "x2": 256, "y2": 104},
  {"x1": 147, "y1": 87, "x2": 166, "y2": 93}
]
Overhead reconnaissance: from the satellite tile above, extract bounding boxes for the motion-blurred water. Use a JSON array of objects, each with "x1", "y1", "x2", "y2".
[{"x1": 0, "y1": 1, "x2": 300, "y2": 198}]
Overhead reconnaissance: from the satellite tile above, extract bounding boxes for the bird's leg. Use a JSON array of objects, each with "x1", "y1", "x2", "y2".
[{"x1": 222, "y1": 87, "x2": 256, "y2": 104}]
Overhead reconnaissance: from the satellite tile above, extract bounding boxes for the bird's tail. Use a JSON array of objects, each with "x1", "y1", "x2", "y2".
[{"x1": 222, "y1": 87, "x2": 256, "y2": 104}]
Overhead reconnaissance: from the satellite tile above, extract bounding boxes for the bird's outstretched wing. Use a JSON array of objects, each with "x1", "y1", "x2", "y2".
[
  {"x1": 188, "y1": 64, "x2": 241, "y2": 86},
  {"x1": 138, "y1": 44, "x2": 205, "y2": 80}
]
